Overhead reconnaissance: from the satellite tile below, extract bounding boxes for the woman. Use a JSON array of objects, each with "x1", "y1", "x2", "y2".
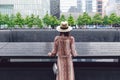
[{"x1": 48, "y1": 21, "x2": 78, "y2": 80}]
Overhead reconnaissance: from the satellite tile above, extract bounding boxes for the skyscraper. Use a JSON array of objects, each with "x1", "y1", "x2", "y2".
[
  {"x1": 0, "y1": 0, "x2": 60, "y2": 18},
  {"x1": 76, "y1": 0, "x2": 97, "y2": 13},
  {"x1": 105, "y1": 0, "x2": 120, "y2": 16},
  {"x1": 60, "y1": 0, "x2": 77, "y2": 12},
  {"x1": 77, "y1": 0, "x2": 82, "y2": 12},
  {"x1": 116, "y1": 0, "x2": 120, "y2": 3},
  {"x1": 97, "y1": 0, "x2": 103, "y2": 15},
  {"x1": 50, "y1": 0, "x2": 60, "y2": 18},
  {"x1": 86, "y1": 0, "x2": 93, "y2": 13}
]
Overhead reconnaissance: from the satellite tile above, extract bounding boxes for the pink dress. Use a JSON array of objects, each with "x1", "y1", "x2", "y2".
[{"x1": 50, "y1": 36, "x2": 78, "y2": 80}]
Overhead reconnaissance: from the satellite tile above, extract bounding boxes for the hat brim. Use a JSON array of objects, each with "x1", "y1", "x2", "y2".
[{"x1": 56, "y1": 26, "x2": 72, "y2": 32}]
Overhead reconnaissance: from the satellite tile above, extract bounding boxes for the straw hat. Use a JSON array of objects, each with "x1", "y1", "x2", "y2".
[{"x1": 56, "y1": 21, "x2": 72, "y2": 32}]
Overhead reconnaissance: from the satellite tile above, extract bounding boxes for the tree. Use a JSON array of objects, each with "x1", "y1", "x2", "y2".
[
  {"x1": 3, "y1": 14, "x2": 9, "y2": 25},
  {"x1": 34, "y1": 15, "x2": 43, "y2": 28},
  {"x1": 67, "y1": 14, "x2": 75, "y2": 26},
  {"x1": 103, "y1": 15, "x2": 109, "y2": 25},
  {"x1": 76, "y1": 15, "x2": 83, "y2": 27},
  {"x1": 0, "y1": 13, "x2": 2, "y2": 25},
  {"x1": 24, "y1": 15, "x2": 30, "y2": 25},
  {"x1": 49, "y1": 15, "x2": 59, "y2": 29},
  {"x1": 42, "y1": 13, "x2": 51, "y2": 27},
  {"x1": 117, "y1": 16, "x2": 120, "y2": 25},
  {"x1": 109, "y1": 13, "x2": 118, "y2": 27},
  {"x1": 0, "y1": 14, "x2": 10, "y2": 29},
  {"x1": 82, "y1": 12, "x2": 91, "y2": 26},
  {"x1": 27, "y1": 14, "x2": 36, "y2": 28},
  {"x1": 59, "y1": 14, "x2": 66, "y2": 23},
  {"x1": 0, "y1": 13, "x2": 4, "y2": 25},
  {"x1": 8, "y1": 14, "x2": 15, "y2": 28},
  {"x1": 14, "y1": 12, "x2": 24, "y2": 28},
  {"x1": 92, "y1": 13, "x2": 103, "y2": 26}
]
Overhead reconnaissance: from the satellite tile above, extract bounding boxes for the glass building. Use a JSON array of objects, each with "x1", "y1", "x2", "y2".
[
  {"x1": 116, "y1": 0, "x2": 120, "y2": 3},
  {"x1": 77, "y1": 0, "x2": 82, "y2": 12},
  {"x1": 97, "y1": 0, "x2": 102, "y2": 15},
  {"x1": 50, "y1": 0, "x2": 60, "y2": 18},
  {"x1": 86, "y1": 0, "x2": 93, "y2": 12},
  {"x1": 60, "y1": 0, "x2": 77, "y2": 12},
  {"x1": 0, "y1": 0, "x2": 50, "y2": 18}
]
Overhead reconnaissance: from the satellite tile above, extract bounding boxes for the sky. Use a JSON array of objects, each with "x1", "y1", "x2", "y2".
[
  {"x1": 60, "y1": 0, "x2": 77, "y2": 6},
  {"x1": 60, "y1": 0, "x2": 77, "y2": 12},
  {"x1": 60, "y1": 0, "x2": 110, "y2": 12}
]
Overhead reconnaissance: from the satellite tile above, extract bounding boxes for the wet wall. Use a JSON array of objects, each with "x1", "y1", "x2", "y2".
[{"x1": 0, "y1": 29, "x2": 120, "y2": 42}]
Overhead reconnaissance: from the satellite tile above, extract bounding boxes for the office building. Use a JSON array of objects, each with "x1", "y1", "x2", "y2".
[
  {"x1": 77, "y1": 0, "x2": 82, "y2": 12},
  {"x1": 0, "y1": 0, "x2": 60, "y2": 18},
  {"x1": 50, "y1": 0, "x2": 60, "y2": 18},
  {"x1": 97, "y1": 0, "x2": 103, "y2": 15},
  {"x1": 105, "y1": 0, "x2": 120, "y2": 16}
]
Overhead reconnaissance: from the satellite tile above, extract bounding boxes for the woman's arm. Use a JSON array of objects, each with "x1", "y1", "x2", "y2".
[
  {"x1": 48, "y1": 36, "x2": 58, "y2": 56},
  {"x1": 71, "y1": 36, "x2": 78, "y2": 57}
]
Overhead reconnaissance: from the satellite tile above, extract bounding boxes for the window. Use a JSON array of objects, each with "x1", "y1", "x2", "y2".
[
  {"x1": 116, "y1": 0, "x2": 120, "y2": 3},
  {"x1": 97, "y1": 1, "x2": 102, "y2": 4},
  {"x1": 98, "y1": 9, "x2": 102, "y2": 12},
  {"x1": 98, "y1": 5, "x2": 102, "y2": 8},
  {"x1": 0, "y1": 5, "x2": 14, "y2": 15}
]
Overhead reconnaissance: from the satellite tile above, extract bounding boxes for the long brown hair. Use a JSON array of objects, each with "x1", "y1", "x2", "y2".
[{"x1": 59, "y1": 32, "x2": 70, "y2": 37}]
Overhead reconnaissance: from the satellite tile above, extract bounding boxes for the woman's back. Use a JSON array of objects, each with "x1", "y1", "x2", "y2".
[
  {"x1": 55, "y1": 36, "x2": 77, "y2": 57},
  {"x1": 56, "y1": 36, "x2": 71, "y2": 57}
]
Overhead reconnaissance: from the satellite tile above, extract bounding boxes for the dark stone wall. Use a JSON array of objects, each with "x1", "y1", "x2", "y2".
[
  {"x1": 11, "y1": 29, "x2": 59, "y2": 42},
  {"x1": 0, "y1": 29, "x2": 120, "y2": 42},
  {"x1": 0, "y1": 63, "x2": 120, "y2": 80},
  {"x1": 0, "y1": 30, "x2": 11, "y2": 42},
  {"x1": 1, "y1": 67, "x2": 120, "y2": 80}
]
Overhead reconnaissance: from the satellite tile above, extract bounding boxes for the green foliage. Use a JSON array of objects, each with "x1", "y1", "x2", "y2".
[
  {"x1": 28, "y1": 14, "x2": 35, "y2": 28},
  {"x1": 109, "y1": 13, "x2": 118, "y2": 25},
  {"x1": 59, "y1": 14, "x2": 66, "y2": 22},
  {"x1": 76, "y1": 15, "x2": 83, "y2": 26},
  {"x1": 8, "y1": 14, "x2": 15, "y2": 28},
  {"x1": 92, "y1": 13, "x2": 103, "y2": 25},
  {"x1": 0, "y1": 13, "x2": 4, "y2": 25},
  {"x1": 24, "y1": 15, "x2": 30, "y2": 25},
  {"x1": 103, "y1": 15, "x2": 109, "y2": 25},
  {"x1": 3, "y1": 14, "x2": 9, "y2": 25},
  {"x1": 42, "y1": 13, "x2": 51, "y2": 27},
  {"x1": 1, "y1": 12, "x2": 120, "y2": 28},
  {"x1": 34, "y1": 15, "x2": 43, "y2": 28},
  {"x1": 14, "y1": 12, "x2": 24, "y2": 28},
  {"x1": 82, "y1": 12, "x2": 91, "y2": 25},
  {"x1": 67, "y1": 14, "x2": 74, "y2": 26},
  {"x1": 0, "y1": 13, "x2": 2, "y2": 25},
  {"x1": 117, "y1": 17, "x2": 120, "y2": 24},
  {"x1": 49, "y1": 15, "x2": 59, "y2": 29}
]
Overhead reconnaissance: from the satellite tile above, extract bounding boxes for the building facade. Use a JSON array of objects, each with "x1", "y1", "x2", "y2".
[
  {"x1": 97, "y1": 0, "x2": 103, "y2": 15},
  {"x1": 86, "y1": 0, "x2": 93, "y2": 13},
  {"x1": 0, "y1": 0, "x2": 60, "y2": 18},
  {"x1": 60, "y1": 0, "x2": 97, "y2": 17},
  {"x1": 76, "y1": 0, "x2": 97, "y2": 13},
  {"x1": 50, "y1": 0, "x2": 60, "y2": 18},
  {"x1": 105, "y1": 0, "x2": 120, "y2": 16},
  {"x1": 77, "y1": 0, "x2": 82, "y2": 12}
]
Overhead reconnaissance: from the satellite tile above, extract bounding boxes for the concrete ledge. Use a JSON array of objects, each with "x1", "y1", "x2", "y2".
[{"x1": 0, "y1": 42, "x2": 120, "y2": 56}]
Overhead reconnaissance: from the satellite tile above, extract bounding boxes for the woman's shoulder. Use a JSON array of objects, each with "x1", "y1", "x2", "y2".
[
  {"x1": 54, "y1": 36, "x2": 60, "y2": 41},
  {"x1": 70, "y1": 36, "x2": 75, "y2": 40},
  {"x1": 54, "y1": 36, "x2": 75, "y2": 41}
]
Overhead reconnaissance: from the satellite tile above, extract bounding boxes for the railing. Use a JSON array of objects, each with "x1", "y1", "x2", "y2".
[{"x1": 0, "y1": 56, "x2": 119, "y2": 63}]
